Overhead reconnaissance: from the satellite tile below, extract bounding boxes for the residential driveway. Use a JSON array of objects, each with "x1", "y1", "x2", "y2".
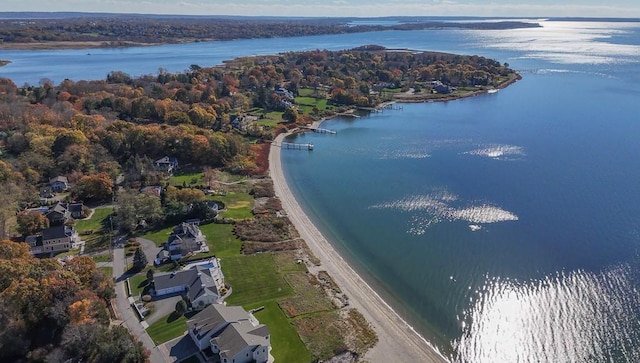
[
  {"x1": 137, "y1": 237, "x2": 163, "y2": 266},
  {"x1": 112, "y1": 245, "x2": 167, "y2": 363},
  {"x1": 146, "y1": 294, "x2": 184, "y2": 325},
  {"x1": 158, "y1": 334, "x2": 200, "y2": 363}
]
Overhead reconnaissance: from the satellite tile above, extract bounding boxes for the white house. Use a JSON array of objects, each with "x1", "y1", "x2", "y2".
[
  {"x1": 165, "y1": 221, "x2": 207, "y2": 260},
  {"x1": 187, "y1": 304, "x2": 270, "y2": 363}
]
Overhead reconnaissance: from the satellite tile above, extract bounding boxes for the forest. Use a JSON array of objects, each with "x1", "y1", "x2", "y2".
[
  {"x1": 0, "y1": 15, "x2": 540, "y2": 46},
  {"x1": 0, "y1": 240, "x2": 148, "y2": 362}
]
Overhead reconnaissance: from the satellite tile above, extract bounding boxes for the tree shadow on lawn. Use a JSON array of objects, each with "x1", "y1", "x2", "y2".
[{"x1": 167, "y1": 310, "x2": 198, "y2": 323}]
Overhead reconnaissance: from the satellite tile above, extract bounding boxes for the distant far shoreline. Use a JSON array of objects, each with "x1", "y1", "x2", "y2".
[{"x1": 0, "y1": 41, "x2": 158, "y2": 50}]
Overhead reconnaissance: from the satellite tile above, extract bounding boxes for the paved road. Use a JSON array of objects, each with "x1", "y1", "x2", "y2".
[{"x1": 112, "y1": 245, "x2": 167, "y2": 363}]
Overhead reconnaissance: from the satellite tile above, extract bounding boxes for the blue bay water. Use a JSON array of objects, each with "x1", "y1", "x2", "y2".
[{"x1": 2, "y1": 19, "x2": 640, "y2": 362}]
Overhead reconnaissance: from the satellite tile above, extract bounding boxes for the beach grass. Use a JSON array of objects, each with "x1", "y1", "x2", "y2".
[
  {"x1": 278, "y1": 273, "x2": 334, "y2": 318},
  {"x1": 222, "y1": 253, "x2": 293, "y2": 306},
  {"x1": 293, "y1": 311, "x2": 346, "y2": 360}
]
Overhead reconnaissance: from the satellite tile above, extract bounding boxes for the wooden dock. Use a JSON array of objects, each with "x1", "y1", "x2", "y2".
[
  {"x1": 302, "y1": 126, "x2": 337, "y2": 134},
  {"x1": 281, "y1": 142, "x2": 314, "y2": 150}
]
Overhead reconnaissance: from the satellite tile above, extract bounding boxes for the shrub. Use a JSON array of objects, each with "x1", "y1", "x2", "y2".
[{"x1": 142, "y1": 295, "x2": 152, "y2": 302}]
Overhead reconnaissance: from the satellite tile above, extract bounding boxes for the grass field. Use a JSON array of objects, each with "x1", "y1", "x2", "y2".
[
  {"x1": 129, "y1": 273, "x2": 150, "y2": 297},
  {"x1": 140, "y1": 226, "x2": 174, "y2": 246},
  {"x1": 215, "y1": 191, "x2": 253, "y2": 219},
  {"x1": 222, "y1": 254, "x2": 293, "y2": 306},
  {"x1": 198, "y1": 223, "x2": 242, "y2": 258},
  {"x1": 146, "y1": 312, "x2": 194, "y2": 345},
  {"x1": 75, "y1": 206, "x2": 113, "y2": 234},
  {"x1": 97, "y1": 266, "x2": 113, "y2": 277},
  {"x1": 251, "y1": 300, "x2": 312, "y2": 363},
  {"x1": 169, "y1": 172, "x2": 204, "y2": 187}
]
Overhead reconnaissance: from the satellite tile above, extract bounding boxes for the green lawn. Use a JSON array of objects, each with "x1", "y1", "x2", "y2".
[
  {"x1": 98, "y1": 266, "x2": 113, "y2": 277},
  {"x1": 215, "y1": 191, "x2": 253, "y2": 219},
  {"x1": 251, "y1": 300, "x2": 312, "y2": 363},
  {"x1": 75, "y1": 206, "x2": 113, "y2": 234},
  {"x1": 198, "y1": 223, "x2": 242, "y2": 258},
  {"x1": 129, "y1": 273, "x2": 151, "y2": 297},
  {"x1": 297, "y1": 88, "x2": 314, "y2": 97},
  {"x1": 222, "y1": 254, "x2": 293, "y2": 306},
  {"x1": 140, "y1": 226, "x2": 174, "y2": 246},
  {"x1": 170, "y1": 172, "x2": 204, "y2": 187},
  {"x1": 92, "y1": 253, "x2": 112, "y2": 263},
  {"x1": 146, "y1": 312, "x2": 193, "y2": 345}
]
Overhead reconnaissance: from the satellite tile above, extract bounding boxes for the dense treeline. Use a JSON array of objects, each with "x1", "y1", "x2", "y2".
[
  {"x1": 0, "y1": 15, "x2": 539, "y2": 45},
  {"x1": 0, "y1": 240, "x2": 148, "y2": 362}
]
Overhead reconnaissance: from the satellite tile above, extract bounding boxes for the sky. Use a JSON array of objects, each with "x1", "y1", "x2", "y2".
[{"x1": 1, "y1": 0, "x2": 640, "y2": 18}]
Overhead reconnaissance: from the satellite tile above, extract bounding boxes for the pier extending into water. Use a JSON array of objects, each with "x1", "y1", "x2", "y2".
[
  {"x1": 302, "y1": 126, "x2": 337, "y2": 134},
  {"x1": 281, "y1": 142, "x2": 314, "y2": 150}
]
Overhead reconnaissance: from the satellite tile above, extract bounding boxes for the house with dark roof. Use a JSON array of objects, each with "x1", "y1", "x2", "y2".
[
  {"x1": 27, "y1": 225, "x2": 79, "y2": 255},
  {"x1": 49, "y1": 176, "x2": 69, "y2": 192},
  {"x1": 165, "y1": 221, "x2": 207, "y2": 260},
  {"x1": 153, "y1": 261, "x2": 226, "y2": 309},
  {"x1": 187, "y1": 304, "x2": 270, "y2": 363},
  {"x1": 153, "y1": 156, "x2": 179, "y2": 175},
  {"x1": 46, "y1": 202, "x2": 71, "y2": 225},
  {"x1": 43, "y1": 201, "x2": 85, "y2": 225}
]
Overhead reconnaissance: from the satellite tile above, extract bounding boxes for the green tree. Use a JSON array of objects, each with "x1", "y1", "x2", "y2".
[
  {"x1": 132, "y1": 248, "x2": 147, "y2": 272},
  {"x1": 146, "y1": 269, "x2": 154, "y2": 284},
  {"x1": 282, "y1": 107, "x2": 299, "y2": 123},
  {"x1": 174, "y1": 299, "x2": 187, "y2": 316}
]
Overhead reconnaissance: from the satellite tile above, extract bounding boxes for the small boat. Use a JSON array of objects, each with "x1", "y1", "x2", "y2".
[{"x1": 487, "y1": 89, "x2": 498, "y2": 94}]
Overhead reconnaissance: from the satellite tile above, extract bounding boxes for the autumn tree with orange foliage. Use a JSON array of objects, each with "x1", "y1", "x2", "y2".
[{"x1": 0, "y1": 240, "x2": 147, "y2": 362}]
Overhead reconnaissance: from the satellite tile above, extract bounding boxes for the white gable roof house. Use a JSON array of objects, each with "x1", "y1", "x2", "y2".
[
  {"x1": 153, "y1": 260, "x2": 226, "y2": 309},
  {"x1": 187, "y1": 304, "x2": 270, "y2": 363},
  {"x1": 165, "y1": 221, "x2": 208, "y2": 260}
]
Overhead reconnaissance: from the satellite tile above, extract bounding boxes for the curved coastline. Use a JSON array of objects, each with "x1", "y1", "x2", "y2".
[{"x1": 269, "y1": 130, "x2": 449, "y2": 362}]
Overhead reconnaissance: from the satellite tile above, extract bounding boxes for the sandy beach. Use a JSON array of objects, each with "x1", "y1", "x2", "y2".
[{"x1": 269, "y1": 132, "x2": 449, "y2": 363}]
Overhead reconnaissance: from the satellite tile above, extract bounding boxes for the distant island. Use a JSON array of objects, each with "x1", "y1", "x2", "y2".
[{"x1": 0, "y1": 14, "x2": 540, "y2": 49}]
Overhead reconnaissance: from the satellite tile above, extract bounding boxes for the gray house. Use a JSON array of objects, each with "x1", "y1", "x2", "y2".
[
  {"x1": 187, "y1": 304, "x2": 270, "y2": 363},
  {"x1": 165, "y1": 221, "x2": 207, "y2": 260},
  {"x1": 153, "y1": 262, "x2": 225, "y2": 309}
]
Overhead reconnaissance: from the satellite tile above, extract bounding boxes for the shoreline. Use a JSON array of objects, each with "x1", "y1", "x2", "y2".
[{"x1": 269, "y1": 130, "x2": 449, "y2": 362}]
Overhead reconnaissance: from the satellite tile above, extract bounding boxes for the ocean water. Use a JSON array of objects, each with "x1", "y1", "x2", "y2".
[
  {"x1": 2, "y1": 18, "x2": 640, "y2": 362},
  {"x1": 281, "y1": 21, "x2": 640, "y2": 362}
]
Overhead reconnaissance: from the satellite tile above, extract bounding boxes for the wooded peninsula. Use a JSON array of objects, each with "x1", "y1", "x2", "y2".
[
  {"x1": 0, "y1": 46, "x2": 518, "y2": 362},
  {"x1": 0, "y1": 14, "x2": 540, "y2": 49}
]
